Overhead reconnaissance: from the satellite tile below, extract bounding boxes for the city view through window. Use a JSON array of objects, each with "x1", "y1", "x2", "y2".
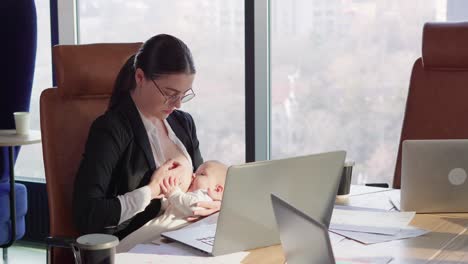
[
  {"x1": 271, "y1": 0, "x2": 466, "y2": 185},
  {"x1": 16, "y1": 0, "x2": 468, "y2": 186}
]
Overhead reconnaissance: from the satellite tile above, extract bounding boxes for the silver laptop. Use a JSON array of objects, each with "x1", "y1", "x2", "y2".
[
  {"x1": 271, "y1": 193, "x2": 336, "y2": 264},
  {"x1": 162, "y1": 151, "x2": 346, "y2": 256},
  {"x1": 401, "y1": 140, "x2": 468, "y2": 213}
]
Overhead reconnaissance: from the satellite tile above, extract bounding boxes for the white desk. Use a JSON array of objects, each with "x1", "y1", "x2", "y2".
[
  {"x1": 245, "y1": 188, "x2": 468, "y2": 263},
  {"x1": 116, "y1": 186, "x2": 468, "y2": 263}
]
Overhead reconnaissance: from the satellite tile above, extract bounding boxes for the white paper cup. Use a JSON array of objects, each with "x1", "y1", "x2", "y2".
[{"x1": 14, "y1": 112, "x2": 30, "y2": 135}]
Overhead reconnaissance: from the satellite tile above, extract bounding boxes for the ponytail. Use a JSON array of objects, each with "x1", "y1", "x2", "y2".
[{"x1": 108, "y1": 54, "x2": 136, "y2": 110}]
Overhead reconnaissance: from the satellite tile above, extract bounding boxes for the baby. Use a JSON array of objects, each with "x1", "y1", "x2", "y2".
[{"x1": 117, "y1": 160, "x2": 228, "y2": 252}]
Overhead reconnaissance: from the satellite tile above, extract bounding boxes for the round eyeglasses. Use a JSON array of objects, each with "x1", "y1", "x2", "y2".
[{"x1": 151, "y1": 79, "x2": 196, "y2": 104}]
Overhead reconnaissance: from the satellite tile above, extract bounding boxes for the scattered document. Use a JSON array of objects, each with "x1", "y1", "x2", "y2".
[
  {"x1": 332, "y1": 205, "x2": 402, "y2": 234},
  {"x1": 331, "y1": 227, "x2": 429, "y2": 245},
  {"x1": 329, "y1": 208, "x2": 428, "y2": 244},
  {"x1": 330, "y1": 224, "x2": 401, "y2": 235},
  {"x1": 129, "y1": 242, "x2": 204, "y2": 256},
  {"x1": 117, "y1": 251, "x2": 249, "y2": 264},
  {"x1": 336, "y1": 256, "x2": 393, "y2": 264},
  {"x1": 334, "y1": 205, "x2": 387, "y2": 212},
  {"x1": 329, "y1": 231, "x2": 346, "y2": 244},
  {"x1": 331, "y1": 209, "x2": 415, "y2": 230}
]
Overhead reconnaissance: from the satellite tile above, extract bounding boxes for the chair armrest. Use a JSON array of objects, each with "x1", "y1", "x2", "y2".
[
  {"x1": 365, "y1": 183, "x2": 390, "y2": 188},
  {"x1": 45, "y1": 236, "x2": 75, "y2": 248}
]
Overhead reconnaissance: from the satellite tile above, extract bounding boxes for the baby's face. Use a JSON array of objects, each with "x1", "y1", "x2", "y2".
[{"x1": 188, "y1": 162, "x2": 225, "y2": 192}]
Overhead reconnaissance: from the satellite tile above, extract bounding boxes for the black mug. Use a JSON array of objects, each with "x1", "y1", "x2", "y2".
[
  {"x1": 71, "y1": 234, "x2": 119, "y2": 264},
  {"x1": 337, "y1": 161, "x2": 354, "y2": 196}
]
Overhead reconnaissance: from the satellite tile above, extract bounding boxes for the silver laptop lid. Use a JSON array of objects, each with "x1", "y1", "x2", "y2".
[
  {"x1": 271, "y1": 193, "x2": 335, "y2": 264},
  {"x1": 212, "y1": 151, "x2": 346, "y2": 256},
  {"x1": 401, "y1": 140, "x2": 468, "y2": 213}
]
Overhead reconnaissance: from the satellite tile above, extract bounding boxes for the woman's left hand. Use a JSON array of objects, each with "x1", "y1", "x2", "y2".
[{"x1": 187, "y1": 188, "x2": 222, "y2": 221}]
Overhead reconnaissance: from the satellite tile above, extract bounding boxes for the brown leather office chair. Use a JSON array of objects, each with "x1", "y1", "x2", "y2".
[
  {"x1": 40, "y1": 43, "x2": 141, "y2": 263},
  {"x1": 393, "y1": 22, "x2": 468, "y2": 188}
]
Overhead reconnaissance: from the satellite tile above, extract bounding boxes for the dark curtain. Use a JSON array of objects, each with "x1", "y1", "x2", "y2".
[{"x1": 0, "y1": 0, "x2": 37, "y2": 181}]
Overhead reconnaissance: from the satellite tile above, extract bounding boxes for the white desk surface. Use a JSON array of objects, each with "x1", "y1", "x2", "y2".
[
  {"x1": 246, "y1": 188, "x2": 468, "y2": 264},
  {"x1": 117, "y1": 186, "x2": 468, "y2": 263},
  {"x1": 0, "y1": 129, "x2": 41, "y2": 146}
]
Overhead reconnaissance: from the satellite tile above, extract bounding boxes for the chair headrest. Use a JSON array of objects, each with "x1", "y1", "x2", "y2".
[
  {"x1": 53, "y1": 43, "x2": 142, "y2": 98},
  {"x1": 422, "y1": 22, "x2": 468, "y2": 69}
]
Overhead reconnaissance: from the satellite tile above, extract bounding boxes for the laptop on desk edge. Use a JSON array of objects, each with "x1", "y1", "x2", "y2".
[
  {"x1": 161, "y1": 151, "x2": 346, "y2": 256},
  {"x1": 401, "y1": 139, "x2": 468, "y2": 213}
]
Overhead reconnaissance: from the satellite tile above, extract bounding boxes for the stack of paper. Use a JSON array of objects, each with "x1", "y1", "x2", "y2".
[{"x1": 330, "y1": 206, "x2": 429, "y2": 244}]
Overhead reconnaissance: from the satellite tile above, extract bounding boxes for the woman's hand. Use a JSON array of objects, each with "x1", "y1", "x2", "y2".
[
  {"x1": 160, "y1": 176, "x2": 180, "y2": 197},
  {"x1": 148, "y1": 159, "x2": 182, "y2": 199},
  {"x1": 187, "y1": 187, "x2": 223, "y2": 221}
]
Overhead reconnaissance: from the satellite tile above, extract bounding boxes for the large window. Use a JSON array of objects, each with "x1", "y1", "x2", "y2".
[
  {"x1": 270, "y1": 0, "x2": 462, "y2": 185},
  {"x1": 15, "y1": 0, "x2": 52, "y2": 180},
  {"x1": 78, "y1": 1, "x2": 245, "y2": 165},
  {"x1": 17, "y1": 0, "x2": 468, "y2": 183}
]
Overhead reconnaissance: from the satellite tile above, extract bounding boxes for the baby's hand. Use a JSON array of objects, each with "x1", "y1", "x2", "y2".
[{"x1": 160, "y1": 176, "x2": 179, "y2": 197}]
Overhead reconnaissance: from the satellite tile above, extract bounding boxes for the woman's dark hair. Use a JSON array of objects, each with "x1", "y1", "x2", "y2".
[{"x1": 108, "y1": 34, "x2": 196, "y2": 109}]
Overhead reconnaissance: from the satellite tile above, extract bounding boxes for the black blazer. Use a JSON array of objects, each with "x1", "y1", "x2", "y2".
[{"x1": 72, "y1": 93, "x2": 203, "y2": 239}]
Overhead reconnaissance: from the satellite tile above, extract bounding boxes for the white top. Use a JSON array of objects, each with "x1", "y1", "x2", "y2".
[
  {"x1": 116, "y1": 111, "x2": 193, "y2": 225},
  {"x1": 0, "y1": 129, "x2": 41, "y2": 147},
  {"x1": 138, "y1": 111, "x2": 193, "y2": 169},
  {"x1": 117, "y1": 187, "x2": 212, "y2": 253}
]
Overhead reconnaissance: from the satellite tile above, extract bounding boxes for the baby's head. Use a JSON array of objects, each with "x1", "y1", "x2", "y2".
[{"x1": 188, "y1": 160, "x2": 228, "y2": 194}]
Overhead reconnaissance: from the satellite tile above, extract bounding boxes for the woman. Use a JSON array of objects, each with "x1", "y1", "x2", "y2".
[{"x1": 72, "y1": 34, "x2": 220, "y2": 240}]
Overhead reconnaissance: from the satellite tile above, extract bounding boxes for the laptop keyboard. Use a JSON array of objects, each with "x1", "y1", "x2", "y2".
[{"x1": 196, "y1": 236, "x2": 215, "y2": 246}]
